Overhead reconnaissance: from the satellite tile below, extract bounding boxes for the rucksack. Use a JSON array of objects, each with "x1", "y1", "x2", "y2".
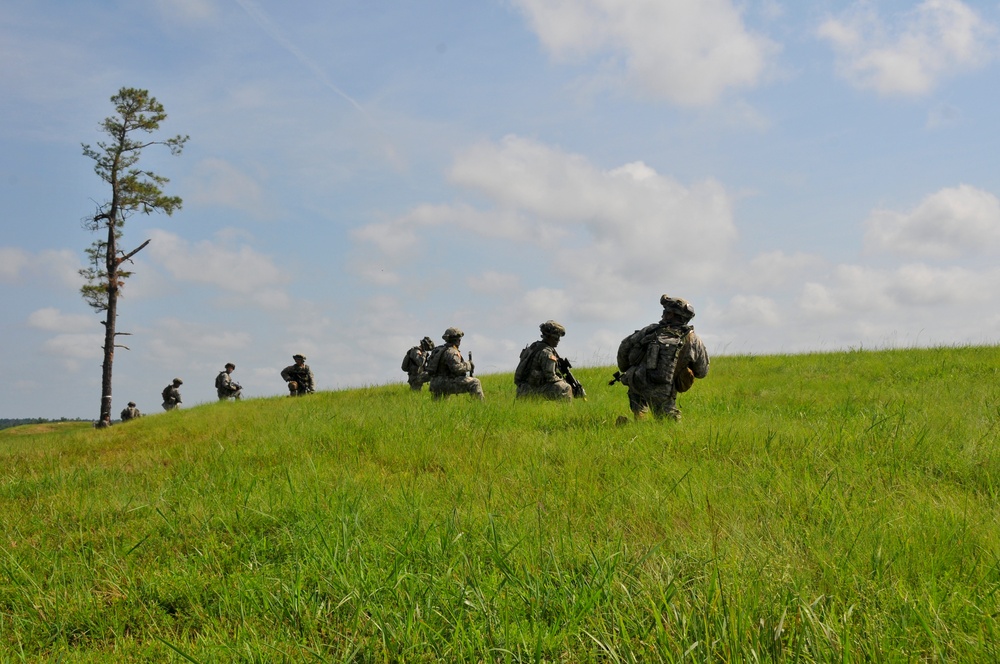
[
  {"x1": 423, "y1": 345, "x2": 447, "y2": 377},
  {"x1": 622, "y1": 325, "x2": 690, "y2": 387},
  {"x1": 513, "y1": 343, "x2": 536, "y2": 385},
  {"x1": 215, "y1": 371, "x2": 227, "y2": 390},
  {"x1": 401, "y1": 349, "x2": 415, "y2": 372}
]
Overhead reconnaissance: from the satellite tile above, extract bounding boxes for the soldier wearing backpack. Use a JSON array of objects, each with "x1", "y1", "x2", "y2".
[
  {"x1": 401, "y1": 336, "x2": 435, "y2": 391},
  {"x1": 615, "y1": 295, "x2": 709, "y2": 421},
  {"x1": 216, "y1": 363, "x2": 242, "y2": 401},
  {"x1": 514, "y1": 320, "x2": 573, "y2": 401},
  {"x1": 426, "y1": 327, "x2": 484, "y2": 401},
  {"x1": 161, "y1": 378, "x2": 183, "y2": 411}
]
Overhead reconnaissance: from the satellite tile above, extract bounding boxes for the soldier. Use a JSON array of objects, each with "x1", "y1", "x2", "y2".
[
  {"x1": 161, "y1": 378, "x2": 183, "y2": 411},
  {"x1": 216, "y1": 362, "x2": 242, "y2": 401},
  {"x1": 514, "y1": 320, "x2": 573, "y2": 401},
  {"x1": 401, "y1": 336, "x2": 435, "y2": 391},
  {"x1": 426, "y1": 327, "x2": 484, "y2": 401},
  {"x1": 120, "y1": 401, "x2": 142, "y2": 421},
  {"x1": 281, "y1": 354, "x2": 315, "y2": 396},
  {"x1": 615, "y1": 295, "x2": 709, "y2": 421}
]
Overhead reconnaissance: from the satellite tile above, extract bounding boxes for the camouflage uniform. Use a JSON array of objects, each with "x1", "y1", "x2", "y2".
[
  {"x1": 515, "y1": 320, "x2": 573, "y2": 401},
  {"x1": 216, "y1": 365, "x2": 242, "y2": 401},
  {"x1": 617, "y1": 296, "x2": 709, "y2": 420},
  {"x1": 161, "y1": 379, "x2": 183, "y2": 411},
  {"x1": 427, "y1": 328, "x2": 485, "y2": 401},
  {"x1": 402, "y1": 337, "x2": 434, "y2": 391},
  {"x1": 281, "y1": 355, "x2": 315, "y2": 396},
  {"x1": 120, "y1": 403, "x2": 141, "y2": 421}
]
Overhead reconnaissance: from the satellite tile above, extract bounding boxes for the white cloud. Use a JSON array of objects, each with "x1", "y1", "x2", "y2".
[
  {"x1": 353, "y1": 202, "x2": 566, "y2": 259},
  {"x1": 0, "y1": 247, "x2": 81, "y2": 288},
  {"x1": 864, "y1": 185, "x2": 1000, "y2": 258},
  {"x1": 146, "y1": 317, "x2": 252, "y2": 364},
  {"x1": 512, "y1": 0, "x2": 779, "y2": 106},
  {"x1": 449, "y1": 136, "x2": 738, "y2": 274},
  {"x1": 0, "y1": 247, "x2": 29, "y2": 282},
  {"x1": 818, "y1": 0, "x2": 996, "y2": 96},
  {"x1": 522, "y1": 287, "x2": 572, "y2": 322},
  {"x1": 41, "y1": 334, "x2": 104, "y2": 364},
  {"x1": 145, "y1": 229, "x2": 291, "y2": 307},
  {"x1": 27, "y1": 308, "x2": 95, "y2": 333},
  {"x1": 798, "y1": 263, "x2": 998, "y2": 319},
  {"x1": 743, "y1": 250, "x2": 827, "y2": 289},
  {"x1": 718, "y1": 294, "x2": 781, "y2": 327},
  {"x1": 355, "y1": 135, "x2": 739, "y2": 321},
  {"x1": 24, "y1": 304, "x2": 112, "y2": 374},
  {"x1": 187, "y1": 158, "x2": 274, "y2": 219},
  {"x1": 798, "y1": 282, "x2": 841, "y2": 318}
]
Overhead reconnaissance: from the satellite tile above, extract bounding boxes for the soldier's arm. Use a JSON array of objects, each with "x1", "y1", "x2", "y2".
[
  {"x1": 688, "y1": 333, "x2": 710, "y2": 378},
  {"x1": 541, "y1": 349, "x2": 561, "y2": 383},
  {"x1": 443, "y1": 348, "x2": 470, "y2": 375}
]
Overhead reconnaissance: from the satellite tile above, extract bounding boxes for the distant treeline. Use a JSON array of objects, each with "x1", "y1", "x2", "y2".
[{"x1": 0, "y1": 418, "x2": 88, "y2": 431}]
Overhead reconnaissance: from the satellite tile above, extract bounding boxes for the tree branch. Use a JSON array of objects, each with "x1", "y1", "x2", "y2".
[{"x1": 118, "y1": 239, "x2": 151, "y2": 264}]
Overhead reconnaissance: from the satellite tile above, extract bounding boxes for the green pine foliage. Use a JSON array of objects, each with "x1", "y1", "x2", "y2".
[{"x1": 2, "y1": 346, "x2": 1000, "y2": 661}]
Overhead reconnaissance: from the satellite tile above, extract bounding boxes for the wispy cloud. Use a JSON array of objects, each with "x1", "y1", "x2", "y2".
[
  {"x1": 0, "y1": 247, "x2": 81, "y2": 288},
  {"x1": 864, "y1": 184, "x2": 1000, "y2": 259},
  {"x1": 145, "y1": 229, "x2": 291, "y2": 308},
  {"x1": 512, "y1": 0, "x2": 779, "y2": 106},
  {"x1": 356, "y1": 135, "x2": 738, "y2": 322},
  {"x1": 818, "y1": 0, "x2": 996, "y2": 96}
]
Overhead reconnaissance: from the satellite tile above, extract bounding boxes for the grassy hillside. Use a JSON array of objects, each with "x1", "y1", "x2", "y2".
[{"x1": 2, "y1": 347, "x2": 999, "y2": 662}]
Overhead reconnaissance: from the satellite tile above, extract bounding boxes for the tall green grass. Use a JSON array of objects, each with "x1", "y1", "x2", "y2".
[{"x1": 1, "y1": 346, "x2": 999, "y2": 661}]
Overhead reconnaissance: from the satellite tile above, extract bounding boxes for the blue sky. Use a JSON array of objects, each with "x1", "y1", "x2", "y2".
[{"x1": 3, "y1": 0, "x2": 1000, "y2": 419}]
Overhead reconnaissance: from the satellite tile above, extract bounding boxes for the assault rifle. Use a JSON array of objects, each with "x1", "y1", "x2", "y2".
[
  {"x1": 468, "y1": 351, "x2": 475, "y2": 377},
  {"x1": 608, "y1": 370, "x2": 623, "y2": 386},
  {"x1": 556, "y1": 357, "x2": 587, "y2": 400}
]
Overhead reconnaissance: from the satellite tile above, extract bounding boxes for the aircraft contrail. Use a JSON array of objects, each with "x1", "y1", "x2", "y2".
[
  {"x1": 233, "y1": 0, "x2": 404, "y2": 169},
  {"x1": 233, "y1": 0, "x2": 368, "y2": 116}
]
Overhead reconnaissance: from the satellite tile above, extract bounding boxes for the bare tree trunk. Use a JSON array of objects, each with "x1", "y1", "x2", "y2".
[
  {"x1": 97, "y1": 221, "x2": 118, "y2": 427},
  {"x1": 99, "y1": 295, "x2": 117, "y2": 427}
]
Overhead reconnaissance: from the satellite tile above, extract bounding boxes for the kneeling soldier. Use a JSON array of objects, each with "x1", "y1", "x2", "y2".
[
  {"x1": 514, "y1": 320, "x2": 573, "y2": 401},
  {"x1": 216, "y1": 362, "x2": 242, "y2": 401},
  {"x1": 426, "y1": 327, "x2": 484, "y2": 401},
  {"x1": 281, "y1": 354, "x2": 315, "y2": 396}
]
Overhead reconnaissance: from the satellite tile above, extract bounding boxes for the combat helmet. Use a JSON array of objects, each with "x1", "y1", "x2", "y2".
[
  {"x1": 442, "y1": 327, "x2": 464, "y2": 341},
  {"x1": 420, "y1": 336, "x2": 435, "y2": 351},
  {"x1": 660, "y1": 295, "x2": 695, "y2": 322},
  {"x1": 539, "y1": 320, "x2": 566, "y2": 337}
]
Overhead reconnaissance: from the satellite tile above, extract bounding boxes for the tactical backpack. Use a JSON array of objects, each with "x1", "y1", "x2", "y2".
[
  {"x1": 622, "y1": 325, "x2": 691, "y2": 388},
  {"x1": 514, "y1": 343, "x2": 539, "y2": 385},
  {"x1": 401, "y1": 349, "x2": 415, "y2": 373},
  {"x1": 215, "y1": 371, "x2": 227, "y2": 390},
  {"x1": 423, "y1": 345, "x2": 447, "y2": 377}
]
